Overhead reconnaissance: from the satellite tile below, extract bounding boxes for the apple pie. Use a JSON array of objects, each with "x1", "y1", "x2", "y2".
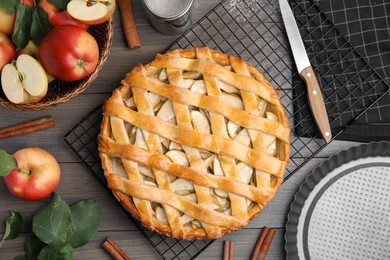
[{"x1": 99, "y1": 47, "x2": 290, "y2": 239}]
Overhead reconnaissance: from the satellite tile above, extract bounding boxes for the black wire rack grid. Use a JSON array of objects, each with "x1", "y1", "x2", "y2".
[{"x1": 64, "y1": 0, "x2": 390, "y2": 259}]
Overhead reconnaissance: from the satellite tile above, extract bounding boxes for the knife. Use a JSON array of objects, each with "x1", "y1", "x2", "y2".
[{"x1": 279, "y1": 0, "x2": 332, "y2": 143}]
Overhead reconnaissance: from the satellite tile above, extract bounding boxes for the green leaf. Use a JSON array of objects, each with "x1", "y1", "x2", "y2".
[
  {"x1": 0, "y1": 0, "x2": 19, "y2": 15},
  {"x1": 68, "y1": 200, "x2": 102, "y2": 248},
  {"x1": 31, "y1": 6, "x2": 53, "y2": 46},
  {"x1": 4, "y1": 211, "x2": 24, "y2": 241},
  {"x1": 14, "y1": 255, "x2": 27, "y2": 260},
  {"x1": 12, "y1": 3, "x2": 32, "y2": 49},
  {"x1": 25, "y1": 234, "x2": 47, "y2": 260},
  {"x1": 37, "y1": 241, "x2": 73, "y2": 260},
  {"x1": 0, "y1": 150, "x2": 17, "y2": 176},
  {"x1": 33, "y1": 193, "x2": 72, "y2": 245},
  {"x1": 48, "y1": 0, "x2": 71, "y2": 11}
]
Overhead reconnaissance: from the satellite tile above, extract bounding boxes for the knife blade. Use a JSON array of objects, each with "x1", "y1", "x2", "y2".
[{"x1": 279, "y1": 0, "x2": 332, "y2": 143}]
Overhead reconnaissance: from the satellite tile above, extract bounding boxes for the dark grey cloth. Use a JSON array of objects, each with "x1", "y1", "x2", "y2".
[{"x1": 317, "y1": 0, "x2": 390, "y2": 141}]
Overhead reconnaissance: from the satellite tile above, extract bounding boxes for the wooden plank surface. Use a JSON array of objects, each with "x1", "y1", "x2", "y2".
[{"x1": 0, "y1": 0, "x2": 365, "y2": 259}]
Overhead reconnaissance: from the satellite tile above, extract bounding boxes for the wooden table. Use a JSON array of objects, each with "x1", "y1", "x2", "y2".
[{"x1": 0, "y1": 0, "x2": 362, "y2": 259}]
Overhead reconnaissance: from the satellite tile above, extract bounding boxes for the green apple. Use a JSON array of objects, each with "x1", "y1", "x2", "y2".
[
  {"x1": 15, "y1": 40, "x2": 39, "y2": 59},
  {"x1": 0, "y1": 9, "x2": 16, "y2": 36},
  {"x1": 0, "y1": 0, "x2": 34, "y2": 36}
]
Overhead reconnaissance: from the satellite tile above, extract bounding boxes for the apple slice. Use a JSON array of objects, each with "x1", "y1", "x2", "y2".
[
  {"x1": 1, "y1": 54, "x2": 48, "y2": 104},
  {"x1": 67, "y1": 0, "x2": 116, "y2": 25},
  {"x1": 1, "y1": 65, "x2": 26, "y2": 104}
]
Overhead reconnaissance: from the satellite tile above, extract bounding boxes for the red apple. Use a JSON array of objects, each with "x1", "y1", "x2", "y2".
[
  {"x1": 3, "y1": 147, "x2": 61, "y2": 201},
  {"x1": 21, "y1": 0, "x2": 34, "y2": 7},
  {"x1": 0, "y1": 32, "x2": 15, "y2": 72},
  {"x1": 50, "y1": 11, "x2": 89, "y2": 31},
  {"x1": 39, "y1": 25, "x2": 99, "y2": 82},
  {"x1": 38, "y1": 0, "x2": 59, "y2": 16},
  {"x1": 67, "y1": 0, "x2": 115, "y2": 25},
  {"x1": 38, "y1": 0, "x2": 89, "y2": 30}
]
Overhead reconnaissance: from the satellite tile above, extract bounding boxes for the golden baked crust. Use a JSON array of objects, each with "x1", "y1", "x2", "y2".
[{"x1": 99, "y1": 47, "x2": 290, "y2": 239}]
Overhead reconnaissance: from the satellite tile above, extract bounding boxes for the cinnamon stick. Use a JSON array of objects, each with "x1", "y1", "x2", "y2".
[
  {"x1": 103, "y1": 236, "x2": 130, "y2": 260},
  {"x1": 0, "y1": 116, "x2": 55, "y2": 140},
  {"x1": 250, "y1": 227, "x2": 275, "y2": 260},
  {"x1": 258, "y1": 229, "x2": 275, "y2": 260},
  {"x1": 223, "y1": 240, "x2": 234, "y2": 260},
  {"x1": 117, "y1": 0, "x2": 141, "y2": 49}
]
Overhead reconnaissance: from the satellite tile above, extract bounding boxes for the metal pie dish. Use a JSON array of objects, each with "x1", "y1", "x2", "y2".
[{"x1": 285, "y1": 141, "x2": 390, "y2": 259}]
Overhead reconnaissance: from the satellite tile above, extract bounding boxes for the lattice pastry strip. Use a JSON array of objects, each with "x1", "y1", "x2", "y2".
[
  {"x1": 166, "y1": 67, "x2": 222, "y2": 236},
  {"x1": 109, "y1": 116, "x2": 155, "y2": 229},
  {"x1": 132, "y1": 87, "x2": 185, "y2": 237},
  {"x1": 99, "y1": 47, "x2": 290, "y2": 239},
  {"x1": 196, "y1": 48, "x2": 249, "y2": 218},
  {"x1": 228, "y1": 55, "x2": 277, "y2": 191}
]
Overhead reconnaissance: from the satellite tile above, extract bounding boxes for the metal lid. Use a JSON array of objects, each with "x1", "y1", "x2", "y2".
[{"x1": 143, "y1": 0, "x2": 193, "y2": 20}]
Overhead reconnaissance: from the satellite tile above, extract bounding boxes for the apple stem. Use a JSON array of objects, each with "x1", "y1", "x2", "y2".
[
  {"x1": 18, "y1": 168, "x2": 31, "y2": 175},
  {"x1": 77, "y1": 59, "x2": 85, "y2": 68}
]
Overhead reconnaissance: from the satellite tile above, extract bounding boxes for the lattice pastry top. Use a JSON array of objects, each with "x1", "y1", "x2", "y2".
[{"x1": 99, "y1": 47, "x2": 290, "y2": 239}]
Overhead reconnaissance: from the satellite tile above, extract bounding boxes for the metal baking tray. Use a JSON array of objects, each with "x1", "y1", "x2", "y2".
[{"x1": 286, "y1": 142, "x2": 390, "y2": 259}]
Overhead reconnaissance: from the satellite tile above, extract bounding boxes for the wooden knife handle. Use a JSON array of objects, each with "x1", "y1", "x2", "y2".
[{"x1": 300, "y1": 66, "x2": 332, "y2": 143}]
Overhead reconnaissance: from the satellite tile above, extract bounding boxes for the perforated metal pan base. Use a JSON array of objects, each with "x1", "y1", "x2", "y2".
[{"x1": 285, "y1": 142, "x2": 390, "y2": 260}]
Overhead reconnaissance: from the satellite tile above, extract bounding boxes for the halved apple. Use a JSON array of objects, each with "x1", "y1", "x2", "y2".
[
  {"x1": 67, "y1": 0, "x2": 116, "y2": 25},
  {"x1": 1, "y1": 54, "x2": 48, "y2": 104}
]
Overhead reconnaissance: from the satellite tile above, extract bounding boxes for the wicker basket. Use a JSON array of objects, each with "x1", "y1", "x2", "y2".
[{"x1": 0, "y1": 18, "x2": 114, "y2": 111}]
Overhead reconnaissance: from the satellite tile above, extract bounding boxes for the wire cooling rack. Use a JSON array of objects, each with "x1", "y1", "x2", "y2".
[
  {"x1": 65, "y1": 0, "x2": 390, "y2": 259},
  {"x1": 65, "y1": 105, "x2": 215, "y2": 260}
]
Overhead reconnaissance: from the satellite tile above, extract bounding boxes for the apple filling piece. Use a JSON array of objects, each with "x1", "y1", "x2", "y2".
[{"x1": 99, "y1": 47, "x2": 290, "y2": 239}]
